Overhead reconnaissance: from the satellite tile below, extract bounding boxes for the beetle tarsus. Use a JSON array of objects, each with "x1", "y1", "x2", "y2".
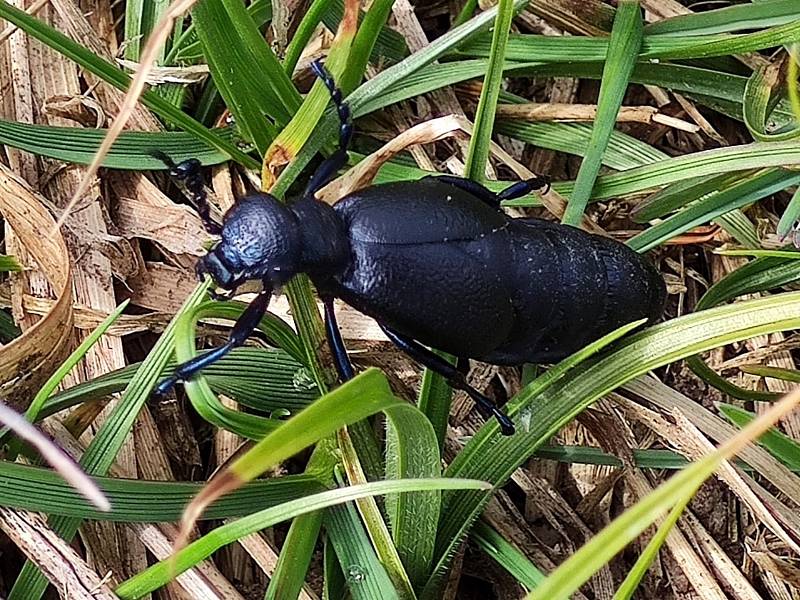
[
  {"x1": 379, "y1": 324, "x2": 516, "y2": 435},
  {"x1": 310, "y1": 59, "x2": 352, "y2": 150}
]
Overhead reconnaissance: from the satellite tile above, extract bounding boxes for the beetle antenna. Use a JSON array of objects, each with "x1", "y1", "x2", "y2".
[
  {"x1": 303, "y1": 60, "x2": 353, "y2": 198},
  {"x1": 151, "y1": 151, "x2": 221, "y2": 235},
  {"x1": 310, "y1": 59, "x2": 352, "y2": 151}
]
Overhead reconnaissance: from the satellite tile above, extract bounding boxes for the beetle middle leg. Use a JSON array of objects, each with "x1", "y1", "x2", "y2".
[
  {"x1": 304, "y1": 60, "x2": 354, "y2": 198},
  {"x1": 322, "y1": 295, "x2": 355, "y2": 382},
  {"x1": 155, "y1": 283, "x2": 272, "y2": 396},
  {"x1": 378, "y1": 325, "x2": 515, "y2": 436}
]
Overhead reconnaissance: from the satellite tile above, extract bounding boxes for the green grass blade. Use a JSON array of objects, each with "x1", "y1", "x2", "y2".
[
  {"x1": 172, "y1": 300, "x2": 310, "y2": 439},
  {"x1": 326, "y1": 498, "x2": 401, "y2": 600},
  {"x1": 777, "y1": 187, "x2": 800, "y2": 240},
  {"x1": 561, "y1": 1, "x2": 643, "y2": 226},
  {"x1": 385, "y1": 404, "x2": 441, "y2": 589},
  {"x1": 0, "y1": 0, "x2": 257, "y2": 169},
  {"x1": 425, "y1": 293, "x2": 800, "y2": 598},
  {"x1": 463, "y1": 0, "x2": 515, "y2": 183},
  {"x1": 115, "y1": 478, "x2": 489, "y2": 599},
  {"x1": 417, "y1": 350, "x2": 455, "y2": 451},
  {"x1": 627, "y1": 169, "x2": 800, "y2": 252},
  {"x1": 685, "y1": 254, "x2": 800, "y2": 402},
  {"x1": 283, "y1": 0, "x2": 329, "y2": 75},
  {"x1": 226, "y1": 369, "x2": 396, "y2": 483},
  {"x1": 644, "y1": 0, "x2": 800, "y2": 36},
  {"x1": 0, "y1": 461, "x2": 324, "y2": 520},
  {"x1": 192, "y1": 0, "x2": 296, "y2": 154},
  {"x1": 0, "y1": 119, "x2": 234, "y2": 168},
  {"x1": 718, "y1": 404, "x2": 800, "y2": 471},
  {"x1": 472, "y1": 520, "x2": 545, "y2": 591},
  {"x1": 612, "y1": 498, "x2": 689, "y2": 599},
  {"x1": 264, "y1": 511, "x2": 324, "y2": 600}
]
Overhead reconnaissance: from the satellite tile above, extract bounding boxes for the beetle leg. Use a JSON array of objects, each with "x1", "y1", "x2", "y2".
[
  {"x1": 456, "y1": 357, "x2": 470, "y2": 376},
  {"x1": 433, "y1": 175, "x2": 505, "y2": 208},
  {"x1": 154, "y1": 284, "x2": 272, "y2": 396},
  {"x1": 433, "y1": 174, "x2": 550, "y2": 207},
  {"x1": 151, "y1": 150, "x2": 222, "y2": 235},
  {"x1": 322, "y1": 295, "x2": 355, "y2": 381},
  {"x1": 304, "y1": 60, "x2": 353, "y2": 198},
  {"x1": 496, "y1": 176, "x2": 551, "y2": 200},
  {"x1": 378, "y1": 325, "x2": 515, "y2": 436}
]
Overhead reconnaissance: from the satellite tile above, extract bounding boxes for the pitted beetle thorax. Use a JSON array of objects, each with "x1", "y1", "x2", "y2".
[
  {"x1": 289, "y1": 196, "x2": 350, "y2": 278},
  {"x1": 215, "y1": 193, "x2": 303, "y2": 285}
]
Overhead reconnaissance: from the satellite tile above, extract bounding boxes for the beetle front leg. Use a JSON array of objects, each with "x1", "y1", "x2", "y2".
[
  {"x1": 378, "y1": 325, "x2": 515, "y2": 436},
  {"x1": 155, "y1": 285, "x2": 272, "y2": 396},
  {"x1": 322, "y1": 295, "x2": 355, "y2": 382}
]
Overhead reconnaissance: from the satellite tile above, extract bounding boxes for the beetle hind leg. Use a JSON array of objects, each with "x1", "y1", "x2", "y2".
[
  {"x1": 497, "y1": 176, "x2": 551, "y2": 201},
  {"x1": 434, "y1": 174, "x2": 550, "y2": 208},
  {"x1": 379, "y1": 325, "x2": 515, "y2": 436}
]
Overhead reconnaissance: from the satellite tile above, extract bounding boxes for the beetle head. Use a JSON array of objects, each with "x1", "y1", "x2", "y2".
[{"x1": 197, "y1": 193, "x2": 301, "y2": 291}]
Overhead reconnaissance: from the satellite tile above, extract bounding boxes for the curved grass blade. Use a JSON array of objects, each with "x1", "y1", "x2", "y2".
[
  {"x1": 424, "y1": 293, "x2": 800, "y2": 598},
  {"x1": 172, "y1": 300, "x2": 311, "y2": 439},
  {"x1": 561, "y1": 1, "x2": 643, "y2": 226},
  {"x1": 115, "y1": 478, "x2": 490, "y2": 600},
  {"x1": 526, "y1": 387, "x2": 800, "y2": 600},
  {"x1": 8, "y1": 282, "x2": 211, "y2": 600}
]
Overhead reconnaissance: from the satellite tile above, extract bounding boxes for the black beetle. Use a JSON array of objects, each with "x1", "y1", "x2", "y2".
[{"x1": 155, "y1": 61, "x2": 666, "y2": 436}]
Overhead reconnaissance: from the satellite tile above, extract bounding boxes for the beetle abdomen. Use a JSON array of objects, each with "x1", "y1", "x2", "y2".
[{"x1": 481, "y1": 219, "x2": 666, "y2": 364}]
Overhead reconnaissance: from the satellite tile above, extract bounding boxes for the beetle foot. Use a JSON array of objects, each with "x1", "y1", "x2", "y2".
[{"x1": 154, "y1": 375, "x2": 179, "y2": 398}]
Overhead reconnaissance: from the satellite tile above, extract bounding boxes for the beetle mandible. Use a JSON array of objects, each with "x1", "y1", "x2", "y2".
[{"x1": 155, "y1": 61, "x2": 667, "y2": 436}]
